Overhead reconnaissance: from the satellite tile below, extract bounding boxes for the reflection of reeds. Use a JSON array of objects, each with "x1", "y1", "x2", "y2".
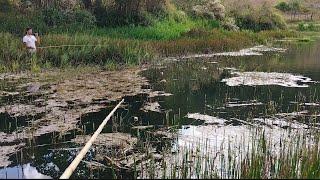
[{"x1": 138, "y1": 129, "x2": 320, "y2": 179}]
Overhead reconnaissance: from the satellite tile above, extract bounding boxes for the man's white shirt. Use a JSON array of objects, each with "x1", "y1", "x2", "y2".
[{"x1": 23, "y1": 35, "x2": 37, "y2": 50}]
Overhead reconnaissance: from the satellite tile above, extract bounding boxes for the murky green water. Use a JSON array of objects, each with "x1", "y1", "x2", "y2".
[
  {"x1": 142, "y1": 42, "x2": 320, "y2": 125},
  {"x1": 0, "y1": 40, "x2": 320, "y2": 179}
]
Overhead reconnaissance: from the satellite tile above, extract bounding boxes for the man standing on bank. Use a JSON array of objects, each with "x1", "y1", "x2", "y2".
[{"x1": 23, "y1": 27, "x2": 40, "y2": 53}]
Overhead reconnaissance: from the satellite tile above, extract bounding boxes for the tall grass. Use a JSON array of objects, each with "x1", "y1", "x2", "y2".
[
  {"x1": 240, "y1": 132, "x2": 320, "y2": 179},
  {"x1": 151, "y1": 29, "x2": 297, "y2": 56},
  {"x1": 0, "y1": 27, "x2": 297, "y2": 72},
  {"x1": 0, "y1": 32, "x2": 152, "y2": 72},
  {"x1": 89, "y1": 18, "x2": 220, "y2": 40},
  {"x1": 139, "y1": 129, "x2": 320, "y2": 179}
]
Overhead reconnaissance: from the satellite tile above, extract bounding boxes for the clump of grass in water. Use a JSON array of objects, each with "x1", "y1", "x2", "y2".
[
  {"x1": 137, "y1": 129, "x2": 320, "y2": 179},
  {"x1": 241, "y1": 132, "x2": 320, "y2": 179},
  {"x1": 297, "y1": 37, "x2": 312, "y2": 42}
]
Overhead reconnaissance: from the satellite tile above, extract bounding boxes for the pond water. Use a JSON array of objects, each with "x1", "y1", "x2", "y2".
[{"x1": 0, "y1": 40, "x2": 319, "y2": 178}]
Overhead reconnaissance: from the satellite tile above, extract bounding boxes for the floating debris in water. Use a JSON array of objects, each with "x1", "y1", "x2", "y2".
[
  {"x1": 73, "y1": 133, "x2": 138, "y2": 171},
  {"x1": 300, "y1": 103, "x2": 320, "y2": 107},
  {"x1": 0, "y1": 73, "x2": 29, "y2": 81},
  {"x1": 276, "y1": 110, "x2": 309, "y2": 117},
  {"x1": 221, "y1": 71, "x2": 314, "y2": 87},
  {"x1": 0, "y1": 68, "x2": 151, "y2": 167},
  {"x1": 1, "y1": 104, "x2": 47, "y2": 117},
  {"x1": 73, "y1": 133, "x2": 137, "y2": 149},
  {"x1": 208, "y1": 61, "x2": 218, "y2": 64},
  {"x1": 132, "y1": 125, "x2": 154, "y2": 130},
  {"x1": 148, "y1": 91, "x2": 173, "y2": 98},
  {"x1": 225, "y1": 101, "x2": 263, "y2": 108},
  {"x1": 141, "y1": 102, "x2": 162, "y2": 113},
  {"x1": 181, "y1": 45, "x2": 287, "y2": 59},
  {"x1": 163, "y1": 57, "x2": 179, "y2": 62},
  {"x1": 0, "y1": 91, "x2": 20, "y2": 97},
  {"x1": 290, "y1": 101, "x2": 299, "y2": 104},
  {"x1": 160, "y1": 79, "x2": 167, "y2": 83},
  {"x1": 26, "y1": 83, "x2": 41, "y2": 93},
  {"x1": 253, "y1": 118, "x2": 309, "y2": 129},
  {"x1": 249, "y1": 45, "x2": 287, "y2": 52},
  {"x1": 186, "y1": 113, "x2": 226, "y2": 125}
]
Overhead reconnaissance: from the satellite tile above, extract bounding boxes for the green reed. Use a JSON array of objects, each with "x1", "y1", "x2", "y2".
[
  {"x1": 0, "y1": 23, "x2": 297, "y2": 72},
  {"x1": 138, "y1": 128, "x2": 320, "y2": 179}
]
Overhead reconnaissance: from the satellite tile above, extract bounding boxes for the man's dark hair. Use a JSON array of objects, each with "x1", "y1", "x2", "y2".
[{"x1": 26, "y1": 27, "x2": 32, "y2": 34}]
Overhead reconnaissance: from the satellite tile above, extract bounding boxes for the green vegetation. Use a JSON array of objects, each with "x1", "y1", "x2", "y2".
[
  {"x1": 1, "y1": 28, "x2": 296, "y2": 72},
  {"x1": 91, "y1": 18, "x2": 220, "y2": 40},
  {"x1": 230, "y1": 2, "x2": 287, "y2": 31},
  {"x1": 90, "y1": 0, "x2": 174, "y2": 26},
  {"x1": 0, "y1": 32, "x2": 151, "y2": 72},
  {"x1": 0, "y1": 0, "x2": 298, "y2": 72},
  {"x1": 275, "y1": 0, "x2": 302, "y2": 14},
  {"x1": 1, "y1": 1, "x2": 320, "y2": 179},
  {"x1": 275, "y1": 0, "x2": 320, "y2": 21},
  {"x1": 139, "y1": 130, "x2": 320, "y2": 179},
  {"x1": 298, "y1": 22, "x2": 320, "y2": 32},
  {"x1": 240, "y1": 133, "x2": 320, "y2": 179},
  {"x1": 275, "y1": 2, "x2": 292, "y2": 12}
]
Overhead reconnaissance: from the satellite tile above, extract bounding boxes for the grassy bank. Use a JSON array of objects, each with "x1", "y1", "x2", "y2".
[
  {"x1": 0, "y1": 24, "x2": 296, "y2": 73},
  {"x1": 0, "y1": 0, "x2": 301, "y2": 72}
]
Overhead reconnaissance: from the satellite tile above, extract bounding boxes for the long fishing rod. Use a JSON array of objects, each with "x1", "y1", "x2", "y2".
[
  {"x1": 37, "y1": 44, "x2": 110, "y2": 49},
  {"x1": 60, "y1": 99, "x2": 125, "y2": 179}
]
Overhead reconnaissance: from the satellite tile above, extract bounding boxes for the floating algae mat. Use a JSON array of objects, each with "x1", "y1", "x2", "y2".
[
  {"x1": 181, "y1": 45, "x2": 287, "y2": 59},
  {"x1": 1, "y1": 40, "x2": 320, "y2": 179},
  {"x1": 221, "y1": 71, "x2": 315, "y2": 87}
]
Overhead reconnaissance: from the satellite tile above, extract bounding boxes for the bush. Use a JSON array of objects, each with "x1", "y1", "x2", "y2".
[
  {"x1": 43, "y1": 8, "x2": 67, "y2": 27},
  {"x1": 0, "y1": 6, "x2": 96, "y2": 35},
  {"x1": 275, "y1": 2, "x2": 291, "y2": 12},
  {"x1": 191, "y1": 0, "x2": 226, "y2": 21},
  {"x1": 221, "y1": 17, "x2": 239, "y2": 31},
  {"x1": 233, "y1": 3, "x2": 287, "y2": 31},
  {"x1": 43, "y1": 8, "x2": 96, "y2": 29},
  {"x1": 92, "y1": 0, "x2": 174, "y2": 27},
  {"x1": 0, "y1": 11, "x2": 48, "y2": 35},
  {"x1": 298, "y1": 22, "x2": 319, "y2": 31}
]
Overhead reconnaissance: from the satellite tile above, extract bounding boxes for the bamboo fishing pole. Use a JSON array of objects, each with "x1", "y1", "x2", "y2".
[
  {"x1": 60, "y1": 99, "x2": 125, "y2": 179},
  {"x1": 37, "y1": 44, "x2": 107, "y2": 49}
]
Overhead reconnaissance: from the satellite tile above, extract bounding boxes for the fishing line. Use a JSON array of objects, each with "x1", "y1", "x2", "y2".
[{"x1": 37, "y1": 44, "x2": 110, "y2": 49}]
